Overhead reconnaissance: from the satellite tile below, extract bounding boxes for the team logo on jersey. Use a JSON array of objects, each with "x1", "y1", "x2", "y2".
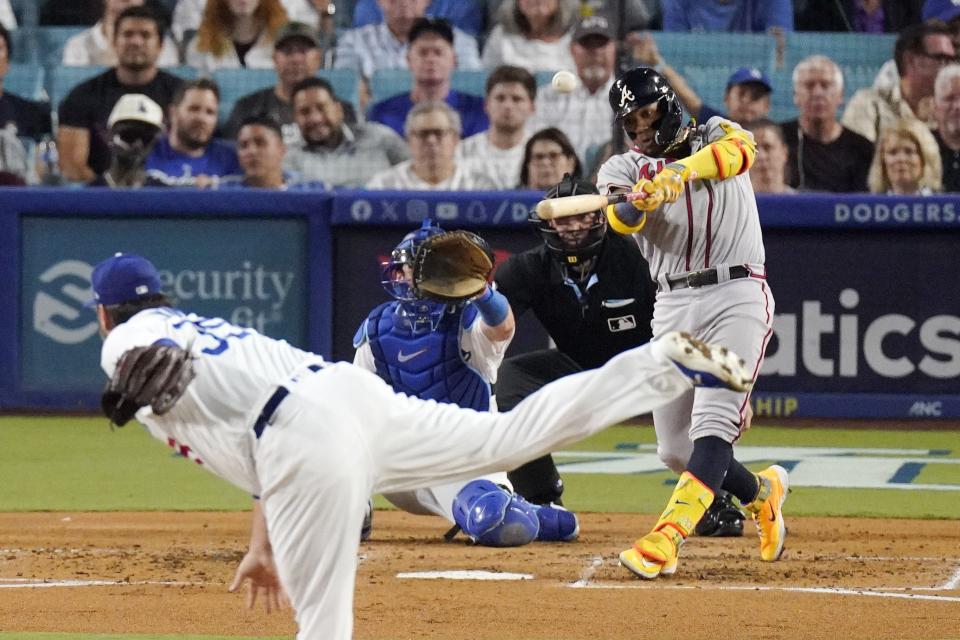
[
  {"x1": 33, "y1": 260, "x2": 99, "y2": 344},
  {"x1": 607, "y1": 315, "x2": 637, "y2": 332},
  {"x1": 618, "y1": 85, "x2": 636, "y2": 108}
]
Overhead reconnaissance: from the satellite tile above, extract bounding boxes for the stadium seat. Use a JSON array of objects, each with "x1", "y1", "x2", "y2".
[
  {"x1": 679, "y1": 64, "x2": 747, "y2": 116},
  {"x1": 8, "y1": 26, "x2": 37, "y2": 64},
  {"x1": 48, "y1": 65, "x2": 107, "y2": 107},
  {"x1": 369, "y1": 68, "x2": 412, "y2": 104},
  {"x1": 38, "y1": 26, "x2": 86, "y2": 67},
  {"x1": 653, "y1": 32, "x2": 776, "y2": 73},
  {"x1": 783, "y1": 32, "x2": 896, "y2": 72},
  {"x1": 320, "y1": 68, "x2": 360, "y2": 112},
  {"x1": 6, "y1": 63, "x2": 45, "y2": 100},
  {"x1": 451, "y1": 70, "x2": 488, "y2": 97}
]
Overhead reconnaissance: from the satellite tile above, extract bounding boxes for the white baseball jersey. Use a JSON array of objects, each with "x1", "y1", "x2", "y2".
[
  {"x1": 597, "y1": 117, "x2": 775, "y2": 464},
  {"x1": 100, "y1": 305, "x2": 694, "y2": 640},
  {"x1": 456, "y1": 131, "x2": 527, "y2": 189},
  {"x1": 597, "y1": 117, "x2": 766, "y2": 281}
]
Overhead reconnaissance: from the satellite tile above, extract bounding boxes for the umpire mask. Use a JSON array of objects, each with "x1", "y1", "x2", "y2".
[{"x1": 529, "y1": 173, "x2": 606, "y2": 266}]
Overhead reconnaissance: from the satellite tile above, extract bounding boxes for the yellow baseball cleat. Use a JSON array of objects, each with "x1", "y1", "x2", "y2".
[
  {"x1": 619, "y1": 532, "x2": 679, "y2": 580},
  {"x1": 746, "y1": 465, "x2": 790, "y2": 561}
]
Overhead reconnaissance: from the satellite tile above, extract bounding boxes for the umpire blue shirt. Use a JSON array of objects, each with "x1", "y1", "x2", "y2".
[
  {"x1": 367, "y1": 90, "x2": 488, "y2": 138},
  {"x1": 145, "y1": 136, "x2": 241, "y2": 186}
]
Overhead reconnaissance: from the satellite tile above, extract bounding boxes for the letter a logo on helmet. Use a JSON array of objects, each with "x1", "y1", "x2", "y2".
[{"x1": 618, "y1": 85, "x2": 636, "y2": 108}]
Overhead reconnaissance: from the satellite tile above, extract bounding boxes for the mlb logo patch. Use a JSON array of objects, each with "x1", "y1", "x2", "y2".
[{"x1": 608, "y1": 315, "x2": 636, "y2": 332}]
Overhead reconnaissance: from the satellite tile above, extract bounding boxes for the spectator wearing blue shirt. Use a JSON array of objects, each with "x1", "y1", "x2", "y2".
[
  {"x1": 662, "y1": 0, "x2": 794, "y2": 33},
  {"x1": 145, "y1": 79, "x2": 241, "y2": 187},
  {"x1": 352, "y1": 0, "x2": 484, "y2": 36},
  {"x1": 218, "y1": 114, "x2": 327, "y2": 190},
  {"x1": 367, "y1": 18, "x2": 487, "y2": 138}
]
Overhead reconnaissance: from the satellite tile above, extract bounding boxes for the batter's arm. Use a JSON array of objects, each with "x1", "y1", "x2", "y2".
[{"x1": 670, "y1": 121, "x2": 757, "y2": 182}]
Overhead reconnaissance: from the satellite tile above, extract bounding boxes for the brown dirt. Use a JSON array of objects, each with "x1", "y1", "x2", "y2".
[{"x1": 0, "y1": 511, "x2": 958, "y2": 639}]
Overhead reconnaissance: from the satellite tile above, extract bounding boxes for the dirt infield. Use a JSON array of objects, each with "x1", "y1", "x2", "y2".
[{"x1": 1, "y1": 511, "x2": 958, "y2": 639}]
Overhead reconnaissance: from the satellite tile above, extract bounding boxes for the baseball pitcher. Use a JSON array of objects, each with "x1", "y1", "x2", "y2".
[
  {"x1": 93, "y1": 251, "x2": 756, "y2": 638},
  {"x1": 596, "y1": 67, "x2": 788, "y2": 579}
]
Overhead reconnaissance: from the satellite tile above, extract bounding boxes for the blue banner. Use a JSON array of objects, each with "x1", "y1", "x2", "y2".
[{"x1": 20, "y1": 216, "x2": 308, "y2": 399}]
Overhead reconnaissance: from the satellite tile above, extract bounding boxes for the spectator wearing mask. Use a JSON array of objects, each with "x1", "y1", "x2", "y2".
[
  {"x1": 185, "y1": 0, "x2": 289, "y2": 73},
  {"x1": 64, "y1": 0, "x2": 181, "y2": 67},
  {"x1": 782, "y1": 55, "x2": 875, "y2": 192},
  {"x1": 366, "y1": 101, "x2": 495, "y2": 190},
  {"x1": 458, "y1": 65, "x2": 537, "y2": 189},
  {"x1": 285, "y1": 76, "x2": 408, "y2": 187},
  {"x1": 90, "y1": 93, "x2": 166, "y2": 187},
  {"x1": 57, "y1": 5, "x2": 184, "y2": 182},
  {"x1": 145, "y1": 79, "x2": 241, "y2": 186},
  {"x1": 367, "y1": 18, "x2": 487, "y2": 138},
  {"x1": 222, "y1": 20, "x2": 324, "y2": 143}
]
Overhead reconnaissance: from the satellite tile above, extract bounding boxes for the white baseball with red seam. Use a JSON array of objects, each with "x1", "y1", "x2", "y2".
[{"x1": 551, "y1": 70, "x2": 578, "y2": 93}]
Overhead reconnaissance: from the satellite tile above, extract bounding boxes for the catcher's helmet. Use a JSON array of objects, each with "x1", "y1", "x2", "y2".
[
  {"x1": 609, "y1": 67, "x2": 684, "y2": 153},
  {"x1": 529, "y1": 173, "x2": 606, "y2": 266},
  {"x1": 381, "y1": 219, "x2": 449, "y2": 332}
]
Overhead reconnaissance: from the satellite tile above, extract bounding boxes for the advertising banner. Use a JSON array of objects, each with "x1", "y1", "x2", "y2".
[{"x1": 20, "y1": 216, "x2": 308, "y2": 400}]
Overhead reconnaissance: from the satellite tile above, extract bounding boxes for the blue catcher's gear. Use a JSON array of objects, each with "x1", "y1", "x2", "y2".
[
  {"x1": 381, "y1": 219, "x2": 449, "y2": 334},
  {"x1": 532, "y1": 503, "x2": 580, "y2": 542},
  {"x1": 354, "y1": 301, "x2": 491, "y2": 411},
  {"x1": 452, "y1": 480, "x2": 540, "y2": 547}
]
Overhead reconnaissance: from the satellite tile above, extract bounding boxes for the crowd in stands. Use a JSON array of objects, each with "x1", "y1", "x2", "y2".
[{"x1": 0, "y1": 0, "x2": 956, "y2": 195}]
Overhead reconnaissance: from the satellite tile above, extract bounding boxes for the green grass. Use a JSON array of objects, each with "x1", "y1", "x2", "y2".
[{"x1": 1, "y1": 417, "x2": 958, "y2": 518}]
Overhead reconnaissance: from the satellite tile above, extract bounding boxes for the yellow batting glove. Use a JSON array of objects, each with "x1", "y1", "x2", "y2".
[{"x1": 631, "y1": 179, "x2": 664, "y2": 212}]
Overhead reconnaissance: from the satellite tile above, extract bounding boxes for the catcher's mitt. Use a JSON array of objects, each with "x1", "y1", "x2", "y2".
[
  {"x1": 101, "y1": 343, "x2": 195, "y2": 426},
  {"x1": 412, "y1": 230, "x2": 494, "y2": 302}
]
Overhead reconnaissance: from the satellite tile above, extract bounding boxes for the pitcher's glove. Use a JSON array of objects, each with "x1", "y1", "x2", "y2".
[
  {"x1": 412, "y1": 230, "x2": 494, "y2": 302},
  {"x1": 101, "y1": 343, "x2": 195, "y2": 427}
]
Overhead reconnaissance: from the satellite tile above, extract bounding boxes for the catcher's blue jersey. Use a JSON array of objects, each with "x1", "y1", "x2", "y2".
[{"x1": 359, "y1": 302, "x2": 490, "y2": 411}]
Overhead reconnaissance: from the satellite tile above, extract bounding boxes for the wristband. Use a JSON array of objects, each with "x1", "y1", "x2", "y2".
[
  {"x1": 473, "y1": 286, "x2": 510, "y2": 327},
  {"x1": 605, "y1": 202, "x2": 647, "y2": 234}
]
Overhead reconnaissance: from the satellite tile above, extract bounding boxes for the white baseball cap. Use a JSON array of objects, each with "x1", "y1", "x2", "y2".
[{"x1": 107, "y1": 93, "x2": 164, "y2": 129}]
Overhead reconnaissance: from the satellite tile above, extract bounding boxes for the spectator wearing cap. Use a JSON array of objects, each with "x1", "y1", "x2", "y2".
[
  {"x1": 58, "y1": 5, "x2": 184, "y2": 183},
  {"x1": 527, "y1": 14, "x2": 617, "y2": 163},
  {"x1": 367, "y1": 101, "x2": 497, "y2": 190},
  {"x1": 333, "y1": 0, "x2": 480, "y2": 87},
  {"x1": 223, "y1": 21, "x2": 323, "y2": 143},
  {"x1": 796, "y1": 0, "x2": 921, "y2": 33},
  {"x1": 367, "y1": 18, "x2": 487, "y2": 137},
  {"x1": 458, "y1": 65, "x2": 537, "y2": 189},
  {"x1": 843, "y1": 21, "x2": 956, "y2": 143},
  {"x1": 145, "y1": 79, "x2": 241, "y2": 187},
  {"x1": 0, "y1": 24, "x2": 52, "y2": 143},
  {"x1": 932, "y1": 63, "x2": 960, "y2": 191},
  {"x1": 781, "y1": 55, "x2": 874, "y2": 192},
  {"x1": 481, "y1": 0, "x2": 579, "y2": 73},
  {"x1": 91, "y1": 93, "x2": 167, "y2": 188},
  {"x1": 185, "y1": 0, "x2": 289, "y2": 73},
  {"x1": 285, "y1": 76, "x2": 408, "y2": 187},
  {"x1": 218, "y1": 114, "x2": 327, "y2": 189},
  {"x1": 64, "y1": 0, "x2": 181, "y2": 68},
  {"x1": 662, "y1": 0, "x2": 793, "y2": 33}
]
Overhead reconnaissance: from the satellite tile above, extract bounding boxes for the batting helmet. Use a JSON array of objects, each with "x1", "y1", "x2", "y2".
[
  {"x1": 529, "y1": 173, "x2": 606, "y2": 266},
  {"x1": 381, "y1": 219, "x2": 450, "y2": 332},
  {"x1": 609, "y1": 67, "x2": 685, "y2": 153}
]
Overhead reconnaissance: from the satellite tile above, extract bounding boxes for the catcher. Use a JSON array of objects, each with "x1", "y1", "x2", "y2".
[{"x1": 351, "y1": 220, "x2": 579, "y2": 545}]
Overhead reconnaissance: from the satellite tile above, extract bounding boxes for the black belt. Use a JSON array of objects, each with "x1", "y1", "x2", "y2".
[
  {"x1": 253, "y1": 364, "x2": 323, "y2": 439},
  {"x1": 664, "y1": 265, "x2": 751, "y2": 291}
]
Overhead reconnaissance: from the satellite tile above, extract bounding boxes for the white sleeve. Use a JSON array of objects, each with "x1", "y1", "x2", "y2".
[
  {"x1": 171, "y1": 0, "x2": 203, "y2": 41},
  {"x1": 0, "y1": 0, "x2": 16, "y2": 29},
  {"x1": 596, "y1": 153, "x2": 636, "y2": 194},
  {"x1": 458, "y1": 313, "x2": 511, "y2": 384},
  {"x1": 100, "y1": 313, "x2": 182, "y2": 378},
  {"x1": 352, "y1": 342, "x2": 376, "y2": 372},
  {"x1": 62, "y1": 33, "x2": 91, "y2": 66}
]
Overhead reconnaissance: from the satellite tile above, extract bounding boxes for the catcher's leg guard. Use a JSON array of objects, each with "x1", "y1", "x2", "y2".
[
  {"x1": 532, "y1": 503, "x2": 579, "y2": 542},
  {"x1": 452, "y1": 480, "x2": 540, "y2": 547},
  {"x1": 694, "y1": 489, "x2": 744, "y2": 537},
  {"x1": 619, "y1": 472, "x2": 714, "y2": 579}
]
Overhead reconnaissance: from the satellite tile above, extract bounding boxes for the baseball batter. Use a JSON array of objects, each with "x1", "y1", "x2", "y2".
[
  {"x1": 352, "y1": 221, "x2": 578, "y2": 545},
  {"x1": 91, "y1": 252, "x2": 753, "y2": 639},
  {"x1": 595, "y1": 67, "x2": 788, "y2": 579}
]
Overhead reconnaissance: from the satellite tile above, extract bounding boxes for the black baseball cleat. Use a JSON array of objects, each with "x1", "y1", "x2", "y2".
[{"x1": 695, "y1": 489, "x2": 745, "y2": 537}]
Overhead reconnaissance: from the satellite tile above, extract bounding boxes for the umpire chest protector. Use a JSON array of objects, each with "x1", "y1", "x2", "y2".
[{"x1": 363, "y1": 301, "x2": 490, "y2": 411}]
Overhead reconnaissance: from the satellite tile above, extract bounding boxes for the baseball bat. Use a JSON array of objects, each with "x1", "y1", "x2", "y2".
[{"x1": 534, "y1": 193, "x2": 637, "y2": 220}]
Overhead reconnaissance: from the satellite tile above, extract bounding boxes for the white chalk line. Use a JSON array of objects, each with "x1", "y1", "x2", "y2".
[{"x1": 0, "y1": 578, "x2": 204, "y2": 589}]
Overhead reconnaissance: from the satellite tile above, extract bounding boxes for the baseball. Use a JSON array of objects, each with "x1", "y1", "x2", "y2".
[{"x1": 551, "y1": 70, "x2": 578, "y2": 93}]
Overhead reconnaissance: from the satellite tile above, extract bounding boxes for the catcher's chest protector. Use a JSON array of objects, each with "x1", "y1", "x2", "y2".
[{"x1": 366, "y1": 302, "x2": 490, "y2": 411}]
